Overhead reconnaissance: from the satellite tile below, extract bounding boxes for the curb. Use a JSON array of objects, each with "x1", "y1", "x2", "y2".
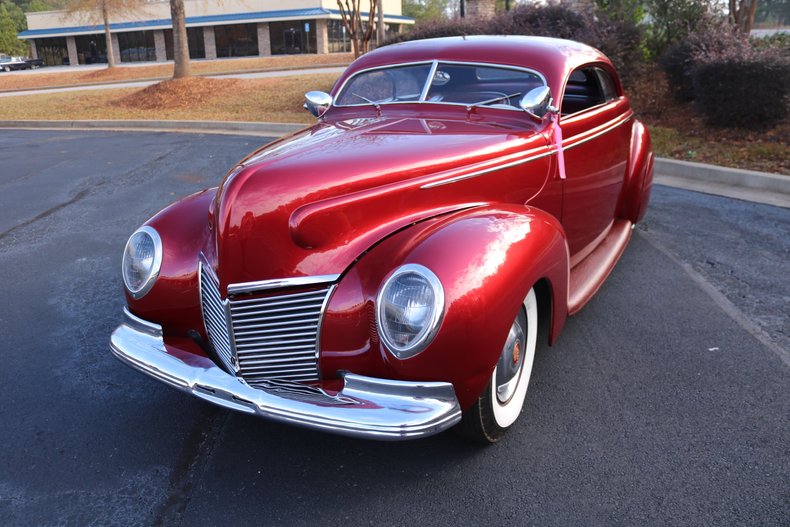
[
  {"x1": 0, "y1": 119, "x2": 786, "y2": 207},
  {"x1": 0, "y1": 119, "x2": 305, "y2": 137},
  {"x1": 0, "y1": 63, "x2": 351, "y2": 94},
  {"x1": 653, "y1": 158, "x2": 789, "y2": 209},
  {"x1": 654, "y1": 158, "x2": 790, "y2": 195}
]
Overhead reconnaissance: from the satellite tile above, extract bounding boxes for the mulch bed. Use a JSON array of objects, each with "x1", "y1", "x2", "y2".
[
  {"x1": 628, "y1": 66, "x2": 789, "y2": 174},
  {"x1": 120, "y1": 77, "x2": 240, "y2": 110}
]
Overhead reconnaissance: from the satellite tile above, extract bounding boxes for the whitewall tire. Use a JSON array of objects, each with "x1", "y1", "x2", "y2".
[{"x1": 456, "y1": 287, "x2": 539, "y2": 443}]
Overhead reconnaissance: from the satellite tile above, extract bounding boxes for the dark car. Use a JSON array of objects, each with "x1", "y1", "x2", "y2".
[{"x1": 0, "y1": 56, "x2": 33, "y2": 72}]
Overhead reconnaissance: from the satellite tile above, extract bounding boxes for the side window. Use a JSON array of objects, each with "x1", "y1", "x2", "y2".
[
  {"x1": 561, "y1": 66, "x2": 618, "y2": 115},
  {"x1": 595, "y1": 68, "x2": 619, "y2": 102}
]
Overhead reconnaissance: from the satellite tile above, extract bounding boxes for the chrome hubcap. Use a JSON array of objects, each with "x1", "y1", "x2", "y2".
[{"x1": 495, "y1": 308, "x2": 527, "y2": 404}]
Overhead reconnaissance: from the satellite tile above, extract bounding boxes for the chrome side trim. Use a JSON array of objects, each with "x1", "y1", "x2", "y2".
[
  {"x1": 110, "y1": 313, "x2": 462, "y2": 440},
  {"x1": 421, "y1": 111, "x2": 633, "y2": 189},
  {"x1": 228, "y1": 275, "x2": 340, "y2": 296},
  {"x1": 421, "y1": 150, "x2": 553, "y2": 189},
  {"x1": 561, "y1": 112, "x2": 633, "y2": 152}
]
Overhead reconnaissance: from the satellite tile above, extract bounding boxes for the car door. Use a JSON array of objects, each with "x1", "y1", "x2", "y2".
[{"x1": 557, "y1": 66, "x2": 632, "y2": 260}]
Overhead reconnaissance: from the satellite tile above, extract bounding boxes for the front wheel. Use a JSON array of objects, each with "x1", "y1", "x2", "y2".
[{"x1": 456, "y1": 287, "x2": 539, "y2": 443}]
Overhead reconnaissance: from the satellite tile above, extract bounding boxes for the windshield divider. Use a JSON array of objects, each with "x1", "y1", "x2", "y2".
[{"x1": 419, "y1": 60, "x2": 439, "y2": 102}]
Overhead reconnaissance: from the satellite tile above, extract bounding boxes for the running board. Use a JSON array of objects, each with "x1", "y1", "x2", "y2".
[{"x1": 568, "y1": 219, "x2": 633, "y2": 315}]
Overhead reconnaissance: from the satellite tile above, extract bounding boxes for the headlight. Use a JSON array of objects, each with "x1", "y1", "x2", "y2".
[
  {"x1": 376, "y1": 264, "x2": 445, "y2": 359},
  {"x1": 122, "y1": 226, "x2": 162, "y2": 299}
]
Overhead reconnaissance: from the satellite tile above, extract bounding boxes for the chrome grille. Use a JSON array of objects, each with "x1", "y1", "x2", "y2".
[
  {"x1": 199, "y1": 264, "x2": 236, "y2": 373},
  {"x1": 200, "y1": 262, "x2": 332, "y2": 384}
]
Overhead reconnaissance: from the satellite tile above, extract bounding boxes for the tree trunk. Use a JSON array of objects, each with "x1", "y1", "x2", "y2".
[
  {"x1": 361, "y1": 1, "x2": 376, "y2": 54},
  {"x1": 376, "y1": 0, "x2": 384, "y2": 47},
  {"x1": 730, "y1": 0, "x2": 760, "y2": 34},
  {"x1": 102, "y1": 1, "x2": 116, "y2": 69},
  {"x1": 171, "y1": 0, "x2": 190, "y2": 79},
  {"x1": 743, "y1": 0, "x2": 759, "y2": 34}
]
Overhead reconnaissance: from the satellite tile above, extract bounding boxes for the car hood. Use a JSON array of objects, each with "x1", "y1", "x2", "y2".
[{"x1": 210, "y1": 115, "x2": 549, "y2": 290}]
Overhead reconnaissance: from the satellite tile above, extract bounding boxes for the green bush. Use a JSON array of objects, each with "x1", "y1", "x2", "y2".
[
  {"x1": 691, "y1": 50, "x2": 790, "y2": 128},
  {"x1": 642, "y1": 0, "x2": 712, "y2": 58},
  {"x1": 750, "y1": 32, "x2": 790, "y2": 52}
]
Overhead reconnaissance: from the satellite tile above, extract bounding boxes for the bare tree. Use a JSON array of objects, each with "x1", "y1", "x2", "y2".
[
  {"x1": 729, "y1": 0, "x2": 759, "y2": 33},
  {"x1": 337, "y1": 0, "x2": 377, "y2": 58},
  {"x1": 65, "y1": 0, "x2": 148, "y2": 68},
  {"x1": 170, "y1": 0, "x2": 189, "y2": 78}
]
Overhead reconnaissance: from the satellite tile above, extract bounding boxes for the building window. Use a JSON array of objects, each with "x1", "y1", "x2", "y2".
[
  {"x1": 328, "y1": 19, "x2": 351, "y2": 53},
  {"x1": 35, "y1": 37, "x2": 68, "y2": 66},
  {"x1": 164, "y1": 28, "x2": 206, "y2": 60},
  {"x1": 75, "y1": 34, "x2": 106, "y2": 64},
  {"x1": 117, "y1": 31, "x2": 156, "y2": 62},
  {"x1": 215, "y1": 23, "x2": 259, "y2": 58},
  {"x1": 385, "y1": 23, "x2": 401, "y2": 40},
  {"x1": 270, "y1": 20, "x2": 317, "y2": 55}
]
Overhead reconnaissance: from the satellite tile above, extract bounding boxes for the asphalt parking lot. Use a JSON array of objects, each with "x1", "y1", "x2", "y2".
[{"x1": 0, "y1": 130, "x2": 787, "y2": 526}]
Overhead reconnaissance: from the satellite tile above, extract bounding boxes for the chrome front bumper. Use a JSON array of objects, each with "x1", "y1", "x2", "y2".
[{"x1": 109, "y1": 309, "x2": 462, "y2": 440}]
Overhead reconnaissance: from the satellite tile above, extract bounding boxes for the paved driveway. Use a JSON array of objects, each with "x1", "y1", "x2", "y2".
[{"x1": 0, "y1": 130, "x2": 787, "y2": 526}]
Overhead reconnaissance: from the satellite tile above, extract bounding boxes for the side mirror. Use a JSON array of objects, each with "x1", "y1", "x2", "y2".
[
  {"x1": 519, "y1": 86, "x2": 556, "y2": 120},
  {"x1": 304, "y1": 91, "x2": 333, "y2": 118}
]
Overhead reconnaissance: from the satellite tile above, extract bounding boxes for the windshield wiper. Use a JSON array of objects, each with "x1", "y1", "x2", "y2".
[
  {"x1": 351, "y1": 93, "x2": 381, "y2": 112},
  {"x1": 467, "y1": 92, "x2": 522, "y2": 110}
]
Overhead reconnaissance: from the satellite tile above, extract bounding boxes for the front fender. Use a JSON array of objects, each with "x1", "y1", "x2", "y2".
[
  {"x1": 124, "y1": 188, "x2": 216, "y2": 338},
  {"x1": 320, "y1": 204, "x2": 569, "y2": 410}
]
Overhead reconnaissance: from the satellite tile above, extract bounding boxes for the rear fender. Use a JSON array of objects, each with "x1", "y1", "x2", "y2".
[
  {"x1": 617, "y1": 121, "x2": 654, "y2": 223},
  {"x1": 320, "y1": 204, "x2": 569, "y2": 410}
]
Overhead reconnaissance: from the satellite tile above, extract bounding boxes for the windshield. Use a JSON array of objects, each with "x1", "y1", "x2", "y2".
[{"x1": 335, "y1": 61, "x2": 545, "y2": 110}]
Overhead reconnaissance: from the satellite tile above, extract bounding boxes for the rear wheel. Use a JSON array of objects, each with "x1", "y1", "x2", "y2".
[{"x1": 456, "y1": 287, "x2": 538, "y2": 443}]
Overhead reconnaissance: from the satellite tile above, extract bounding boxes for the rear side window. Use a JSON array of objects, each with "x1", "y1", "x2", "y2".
[
  {"x1": 562, "y1": 66, "x2": 619, "y2": 115},
  {"x1": 595, "y1": 68, "x2": 619, "y2": 101}
]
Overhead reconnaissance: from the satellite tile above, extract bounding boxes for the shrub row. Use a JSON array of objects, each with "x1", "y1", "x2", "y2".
[
  {"x1": 384, "y1": 5, "x2": 644, "y2": 83},
  {"x1": 659, "y1": 19, "x2": 750, "y2": 102},
  {"x1": 691, "y1": 52, "x2": 790, "y2": 128},
  {"x1": 660, "y1": 20, "x2": 790, "y2": 128}
]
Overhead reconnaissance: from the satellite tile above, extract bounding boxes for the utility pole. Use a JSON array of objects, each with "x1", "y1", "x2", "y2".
[{"x1": 376, "y1": 0, "x2": 384, "y2": 46}]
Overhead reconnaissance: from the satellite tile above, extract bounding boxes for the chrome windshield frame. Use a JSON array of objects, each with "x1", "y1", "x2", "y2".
[{"x1": 332, "y1": 60, "x2": 548, "y2": 112}]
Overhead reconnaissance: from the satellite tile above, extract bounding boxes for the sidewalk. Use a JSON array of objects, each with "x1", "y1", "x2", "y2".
[{"x1": 0, "y1": 119, "x2": 786, "y2": 208}]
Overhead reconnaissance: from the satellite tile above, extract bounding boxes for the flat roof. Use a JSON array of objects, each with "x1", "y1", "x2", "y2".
[{"x1": 18, "y1": 7, "x2": 414, "y2": 39}]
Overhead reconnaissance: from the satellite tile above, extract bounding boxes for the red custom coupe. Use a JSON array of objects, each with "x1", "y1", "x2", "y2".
[{"x1": 111, "y1": 36, "x2": 653, "y2": 442}]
